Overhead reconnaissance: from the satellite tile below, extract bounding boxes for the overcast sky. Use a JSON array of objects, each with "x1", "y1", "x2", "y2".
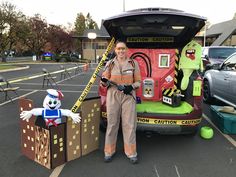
[{"x1": 4, "y1": 0, "x2": 236, "y2": 27}]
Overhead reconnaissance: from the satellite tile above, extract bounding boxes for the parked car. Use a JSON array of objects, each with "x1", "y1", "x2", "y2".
[
  {"x1": 55, "y1": 52, "x2": 81, "y2": 62},
  {"x1": 99, "y1": 8, "x2": 206, "y2": 135},
  {"x1": 202, "y1": 46, "x2": 236, "y2": 69},
  {"x1": 203, "y1": 52, "x2": 236, "y2": 107}
]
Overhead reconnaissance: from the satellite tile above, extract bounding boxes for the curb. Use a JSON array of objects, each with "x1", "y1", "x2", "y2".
[{"x1": 0, "y1": 65, "x2": 30, "y2": 73}]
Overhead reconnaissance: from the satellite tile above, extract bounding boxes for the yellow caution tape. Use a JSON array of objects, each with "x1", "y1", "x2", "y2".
[
  {"x1": 102, "y1": 112, "x2": 201, "y2": 126},
  {"x1": 71, "y1": 37, "x2": 115, "y2": 113},
  {"x1": 137, "y1": 117, "x2": 201, "y2": 125},
  {"x1": 127, "y1": 37, "x2": 174, "y2": 43}
]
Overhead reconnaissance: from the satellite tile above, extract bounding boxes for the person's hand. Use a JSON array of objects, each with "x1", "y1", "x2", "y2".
[
  {"x1": 101, "y1": 77, "x2": 108, "y2": 83},
  {"x1": 123, "y1": 85, "x2": 133, "y2": 94},
  {"x1": 100, "y1": 77, "x2": 110, "y2": 87},
  {"x1": 117, "y1": 85, "x2": 125, "y2": 91}
]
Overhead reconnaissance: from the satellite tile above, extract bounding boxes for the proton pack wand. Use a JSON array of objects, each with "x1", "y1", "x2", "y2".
[{"x1": 95, "y1": 73, "x2": 136, "y2": 100}]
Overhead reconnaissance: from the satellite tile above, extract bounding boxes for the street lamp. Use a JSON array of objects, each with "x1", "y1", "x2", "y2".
[{"x1": 87, "y1": 32, "x2": 97, "y2": 63}]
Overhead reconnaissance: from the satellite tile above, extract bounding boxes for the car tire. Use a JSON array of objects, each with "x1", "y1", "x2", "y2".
[{"x1": 203, "y1": 80, "x2": 214, "y2": 104}]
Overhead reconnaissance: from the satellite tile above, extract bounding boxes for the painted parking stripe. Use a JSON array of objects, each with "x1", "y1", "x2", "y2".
[
  {"x1": 0, "y1": 89, "x2": 97, "y2": 106},
  {"x1": 153, "y1": 164, "x2": 160, "y2": 177},
  {"x1": 0, "y1": 71, "x2": 93, "y2": 106},
  {"x1": 49, "y1": 164, "x2": 65, "y2": 177},
  {"x1": 18, "y1": 88, "x2": 98, "y2": 93},
  {"x1": 0, "y1": 90, "x2": 38, "y2": 106},
  {"x1": 203, "y1": 114, "x2": 236, "y2": 147},
  {"x1": 14, "y1": 82, "x2": 98, "y2": 87},
  {"x1": 0, "y1": 65, "x2": 86, "y2": 86}
]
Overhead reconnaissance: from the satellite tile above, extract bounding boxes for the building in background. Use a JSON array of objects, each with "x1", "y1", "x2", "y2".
[
  {"x1": 205, "y1": 19, "x2": 236, "y2": 46},
  {"x1": 73, "y1": 22, "x2": 110, "y2": 62}
]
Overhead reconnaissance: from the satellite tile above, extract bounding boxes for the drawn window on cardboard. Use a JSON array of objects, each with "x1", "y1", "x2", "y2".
[{"x1": 159, "y1": 54, "x2": 170, "y2": 68}]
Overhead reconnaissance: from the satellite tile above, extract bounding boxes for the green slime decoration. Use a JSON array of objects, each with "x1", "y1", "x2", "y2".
[{"x1": 179, "y1": 41, "x2": 203, "y2": 90}]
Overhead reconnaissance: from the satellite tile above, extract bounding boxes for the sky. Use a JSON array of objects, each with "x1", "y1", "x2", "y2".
[{"x1": 3, "y1": 0, "x2": 236, "y2": 28}]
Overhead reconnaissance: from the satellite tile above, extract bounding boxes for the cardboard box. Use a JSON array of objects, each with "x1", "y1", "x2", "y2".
[
  {"x1": 35, "y1": 124, "x2": 66, "y2": 169},
  {"x1": 19, "y1": 97, "x2": 101, "y2": 169},
  {"x1": 19, "y1": 99, "x2": 36, "y2": 161},
  {"x1": 210, "y1": 105, "x2": 236, "y2": 134},
  {"x1": 66, "y1": 118, "x2": 81, "y2": 161},
  {"x1": 80, "y1": 97, "x2": 100, "y2": 156}
]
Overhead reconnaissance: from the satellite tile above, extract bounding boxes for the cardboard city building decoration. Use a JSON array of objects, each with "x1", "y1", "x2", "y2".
[{"x1": 19, "y1": 90, "x2": 101, "y2": 169}]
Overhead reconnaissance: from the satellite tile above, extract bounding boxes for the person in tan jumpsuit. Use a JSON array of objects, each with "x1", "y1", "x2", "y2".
[{"x1": 101, "y1": 41, "x2": 141, "y2": 164}]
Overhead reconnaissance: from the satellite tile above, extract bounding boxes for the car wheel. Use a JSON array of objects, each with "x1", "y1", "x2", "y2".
[{"x1": 203, "y1": 80, "x2": 214, "y2": 103}]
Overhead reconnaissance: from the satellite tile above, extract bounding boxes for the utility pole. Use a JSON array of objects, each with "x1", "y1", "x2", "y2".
[{"x1": 123, "y1": 0, "x2": 125, "y2": 12}]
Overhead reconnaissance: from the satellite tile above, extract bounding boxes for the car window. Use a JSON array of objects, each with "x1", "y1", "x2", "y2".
[
  {"x1": 222, "y1": 54, "x2": 236, "y2": 71},
  {"x1": 208, "y1": 48, "x2": 236, "y2": 59}
]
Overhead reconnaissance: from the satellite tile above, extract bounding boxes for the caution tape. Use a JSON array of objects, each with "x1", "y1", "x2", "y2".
[
  {"x1": 137, "y1": 117, "x2": 201, "y2": 125},
  {"x1": 71, "y1": 37, "x2": 115, "y2": 113},
  {"x1": 127, "y1": 37, "x2": 174, "y2": 43},
  {"x1": 101, "y1": 112, "x2": 202, "y2": 126}
]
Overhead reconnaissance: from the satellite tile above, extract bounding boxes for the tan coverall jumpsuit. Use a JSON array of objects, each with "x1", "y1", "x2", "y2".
[{"x1": 102, "y1": 57, "x2": 141, "y2": 158}]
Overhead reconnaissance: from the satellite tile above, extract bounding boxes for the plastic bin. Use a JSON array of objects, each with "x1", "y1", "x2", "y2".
[{"x1": 210, "y1": 105, "x2": 236, "y2": 134}]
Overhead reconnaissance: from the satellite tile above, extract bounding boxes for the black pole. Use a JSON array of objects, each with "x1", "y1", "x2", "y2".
[{"x1": 95, "y1": 43, "x2": 97, "y2": 63}]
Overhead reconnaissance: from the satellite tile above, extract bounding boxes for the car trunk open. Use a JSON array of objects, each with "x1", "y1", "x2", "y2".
[{"x1": 103, "y1": 8, "x2": 206, "y2": 48}]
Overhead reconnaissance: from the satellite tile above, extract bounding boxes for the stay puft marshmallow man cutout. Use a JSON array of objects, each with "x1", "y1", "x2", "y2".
[{"x1": 20, "y1": 89, "x2": 81, "y2": 126}]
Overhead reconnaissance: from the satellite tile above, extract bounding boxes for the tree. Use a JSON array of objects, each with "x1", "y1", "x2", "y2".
[
  {"x1": 75, "y1": 13, "x2": 85, "y2": 35},
  {"x1": 85, "y1": 13, "x2": 98, "y2": 29},
  {"x1": 47, "y1": 24, "x2": 74, "y2": 54},
  {"x1": 21, "y1": 14, "x2": 48, "y2": 59},
  {"x1": 0, "y1": 2, "x2": 25, "y2": 62},
  {"x1": 13, "y1": 16, "x2": 31, "y2": 56},
  {"x1": 74, "y1": 13, "x2": 86, "y2": 56}
]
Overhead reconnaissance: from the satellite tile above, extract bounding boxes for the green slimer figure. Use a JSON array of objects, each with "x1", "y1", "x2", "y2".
[{"x1": 179, "y1": 40, "x2": 203, "y2": 90}]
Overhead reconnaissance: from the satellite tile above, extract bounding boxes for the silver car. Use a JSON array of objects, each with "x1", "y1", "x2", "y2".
[
  {"x1": 203, "y1": 52, "x2": 236, "y2": 107},
  {"x1": 202, "y1": 46, "x2": 236, "y2": 69}
]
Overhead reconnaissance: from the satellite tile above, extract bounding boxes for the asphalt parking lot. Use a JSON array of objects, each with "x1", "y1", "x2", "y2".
[{"x1": 0, "y1": 62, "x2": 236, "y2": 177}]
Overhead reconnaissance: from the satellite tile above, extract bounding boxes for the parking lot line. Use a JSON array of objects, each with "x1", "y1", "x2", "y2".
[
  {"x1": 18, "y1": 88, "x2": 98, "y2": 93},
  {"x1": 153, "y1": 164, "x2": 160, "y2": 177},
  {"x1": 15, "y1": 82, "x2": 98, "y2": 87},
  {"x1": 49, "y1": 164, "x2": 65, "y2": 177},
  {"x1": 174, "y1": 165, "x2": 181, "y2": 177},
  {"x1": 0, "y1": 90, "x2": 38, "y2": 106},
  {"x1": 203, "y1": 114, "x2": 236, "y2": 147}
]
